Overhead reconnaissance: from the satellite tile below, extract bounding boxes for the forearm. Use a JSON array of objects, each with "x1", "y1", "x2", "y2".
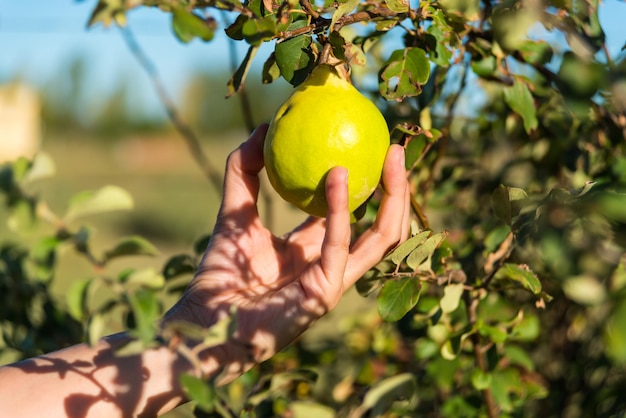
[{"x1": 0, "y1": 332, "x2": 195, "y2": 418}]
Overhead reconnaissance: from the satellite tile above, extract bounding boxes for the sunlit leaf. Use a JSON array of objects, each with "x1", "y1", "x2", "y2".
[
  {"x1": 275, "y1": 21, "x2": 315, "y2": 85},
  {"x1": 388, "y1": 230, "x2": 431, "y2": 265},
  {"x1": 120, "y1": 268, "x2": 165, "y2": 290},
  {"x1": 289, "y1": 401, "x2": 335, "y2": 418},
  {"x1": 262, "y1": 52, "x2": 281, "y2": 84},
  {"x1": 104, "y1": 236, "x2": 159, "y2": 263},
  {"x1": 360, "y1": 373, "x2": 417, "y2": 416},
  {"x1": 180, "y1": 373, "x2": 216, "y2": 412},
  {"x1": 226, "y1": 45, "x2": 259, "y2": 97},
  {"x1": 471, "y1": 369, "x2": 492, "y2": 390},
  {"x1": 504, "y1": 81, "x2": 538, "y2": 134},
  {"x1": 439, "y1": 283, "x2": 464, "y2": 314},
  {"x1": 406, "y1": 232, "x2": 447, "y2": 270},
  {"x1": 171, "y1": 7, "x2": 216, "y2": 43},
  {"x1": 562, "y1": 275, "x2": 606, "y2": 305},
  {"x1": 67, "y1": 278, "x2": 92, "y2": 321},
  {"x1": 379, "y1": 48, "x2": 430, "y2": 101},
  {"x1": 22, "y1": 152, "x2": 55, "y2": 183},
  {"x1": 87, "y1": 0, "x2": 126, "y2": 27},
  {"x1": 64, "y1": 185, "x2": 133, "y2": 222},
  {"x1": 604, "y1": 299, "x2": 626, "y2": 364},
  {"x1": 497, "y1": 263, "x2": 541, "y2": 294},
  {"x1": 128, "y1": 288, "x2": 161, "y2": 343},
  {"x1": 330, "y1": 0, "x2": 360, "y2": 31}
]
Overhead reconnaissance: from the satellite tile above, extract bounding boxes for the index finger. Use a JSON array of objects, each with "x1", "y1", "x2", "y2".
[{"x1": 219, "y1": 124, "x2": 268, "y2": 217}]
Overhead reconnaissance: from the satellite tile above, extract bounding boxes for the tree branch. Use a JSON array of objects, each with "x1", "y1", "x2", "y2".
[{"x1": 120, "y1": 26, "x2": 224, "y2": 194}]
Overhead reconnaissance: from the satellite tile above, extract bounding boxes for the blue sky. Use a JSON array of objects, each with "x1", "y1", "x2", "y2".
[{"x1": 0, "y1": 0, "x2": 624, "y2": 118}]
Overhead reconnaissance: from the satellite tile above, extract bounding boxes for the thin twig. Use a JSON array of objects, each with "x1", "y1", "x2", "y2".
[
  {"x1": 120, "y1": 26, "x2": 224, "y2": 194},
  {"x1": 464, "y1": 292, "x2": 499, "y2": 418},
  {"x1": 222, "y1": 11, "x2": 256, "y2": 134},
  {"x1": 221, "y1": 11, "x2": 274, "y2": 230}
]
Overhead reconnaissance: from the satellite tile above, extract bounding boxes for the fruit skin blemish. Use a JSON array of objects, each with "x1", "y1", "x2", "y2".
[{"x1": 264, "y1": 65, "x2": 390, "y2": 220}]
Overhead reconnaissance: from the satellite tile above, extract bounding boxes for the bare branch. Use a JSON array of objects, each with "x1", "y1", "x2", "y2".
[{"x1": 120, "y1": 26, "x2": 224, "y2": 194}]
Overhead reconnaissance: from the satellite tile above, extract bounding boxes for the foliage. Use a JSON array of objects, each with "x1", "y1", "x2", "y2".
[{"x1": 2, "y1": 0, "x2": 626, "y2": 417}]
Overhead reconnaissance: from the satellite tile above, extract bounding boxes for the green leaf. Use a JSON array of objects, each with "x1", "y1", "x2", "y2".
[
  {"x1": 504, "y1": 345, "x2": 535, "y2": 371},
  {"x1": 270, "y1": 369, "x2": 318, "y2": 390},
  {"x1": 163, "y1": 254, "x2": 197, "y2": 280},
  {"x1": 194, "y1": 234, "x2": 212, "y2": 256},
  {"x1": 478, "y1": 323, "x2": 508, "y2": 343},
  {"x1": 289, "y1": 401, "x2": 335, "y2": 418},
  {"x1": 329, "y1": 31, "x2": 367, "y2": 67},
  {"x1": 87, "y1": 0, "x2": 126, "y2": 27},
  {"x1": 406, "y1": 232, "x2": 447, "y2": 270},
  {"x1": 491, "y1": 185, "x2": 528, "y2": 225},
  {"x1": 439, "y1": 283, "x2": 464, "y2": 314},
  {"x1": 510, "y1": 313, "x2": 540, "y2": 341},
  {"x1": 426, "y1": 20, "x2": 454, "y2": 67},
  {"x1": 171, "y1": 7, "x2": 216, "y2": 43},
  {"x1": 330, "y1": 0, "x2": 360, "y2": 31},
  {"x1": 360, "y1": 373, "x2": 417, "y2": 416},
  {"x1": 67, "y1": 278, "x2": 92, "y2": 321},
  {"x1": 262, "y1": 52, "x2": 281, "y2": 84},
  {"x1": 180, "y1": 373, "x2": 216, "y2": 412},
  {"x1": 120, "y1": 268, "x2": 165, "y2": 290},
  {"x1": 471, "y1": 55, "x2": 496, "y2": 77},
  {"x1": 503, "y1": 81, "x2": 538, "y2": 134},
  {"x1": 242, "y1": 15, "x2": 277, "y2": 46},
  {"x1": 388, "y1": 230, "x2": 431, "y2": 265},
  {"x1": 128, "y1": 288, "x2": 161, "y2": 344},
  {"x1": 562, "y1": 275, "x2": 606, "y2": 305},
  {"x1": 497, "y1": 263, "x2": 542, "y2": 294},
  {"x1": 604, "y1": 299, "x2": 626, "y2": 364},
  {"x1": 202, "y1": 309, "x2": 237, "y2": 347},
  {"x1": 30, "y1": 236, "x2": 61, "y2": 282},
  {"x1": 471, "y1": 369, "x2": 492, "y2": 390},
  {"x1": 355, "y1": 266, "x2": 386, "y2": 297},
  {"x1": 104, "y1": 236, "x2": 159, "y2": 263},
  {"x1": 88, "y1": 312, "x2": 106, "y2": 346},
  {"x1": 225, "y1": 14, "x2": 247, "y2": 41},
  {"x1": 385, "y1": 0, "x2": 409, "y2": 13},
  {"x1": 226, "y1": 45, "x2": 259, "y2": 97},
  {"x1": 64, "y1": 185, "x2": 133, "y2": 222},
  {"x1": 518, "y1": 40, "x2": 553, "y2": 66},
  {"x1": 377, "y1": 277, "x2": 421, "y2": 322},
  {"x1": 438, "y1": 0, "x2": 479, "y2": 20},
  {"x1": 22, "y1": 152, "x2": 55, "y2": 183},
  {"x1": 556, "y1": 51, "x2": 606, "y2": 99},
  {"x1": 275, "y1": 22, "x2": 315, "y2": 85},
  {"x1": 379, "y1": 48, "x2": 430, "y2": 101},
  {"x1": 484, "y1": 224, "x2": 512, "y2": 253}
]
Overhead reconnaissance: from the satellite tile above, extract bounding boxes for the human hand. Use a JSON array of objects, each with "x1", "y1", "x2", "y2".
[{"x1": 164, "y1": 123, "x2": 410, "y2": 383}]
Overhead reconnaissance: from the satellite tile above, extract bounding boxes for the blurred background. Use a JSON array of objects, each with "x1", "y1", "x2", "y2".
[
  {"x1": 0, "y1": 0, "x2": 311, "y2": 291},
  {"x1": 1, "y1": 2, "x2": 626, "y2": 417}
]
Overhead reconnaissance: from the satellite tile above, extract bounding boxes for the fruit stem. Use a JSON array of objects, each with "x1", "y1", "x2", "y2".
[{"x1": 317, "y1": 42, "x2": 351, "y2": 82}]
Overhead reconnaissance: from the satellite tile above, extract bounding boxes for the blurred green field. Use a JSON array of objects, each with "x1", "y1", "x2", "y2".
[{"x1": 1, "y1": 129, "x2": 310, "y2": 306}]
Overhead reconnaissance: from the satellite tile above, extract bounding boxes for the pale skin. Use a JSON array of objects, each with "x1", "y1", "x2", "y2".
[{"x1": 0, "y1": 124, "x2": 410, "y2": 417}]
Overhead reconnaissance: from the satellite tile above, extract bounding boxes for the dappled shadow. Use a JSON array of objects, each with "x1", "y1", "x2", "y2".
[
  {"x1": 5, "y1": 332, "x2": 185, "y2": 417},
  {"x1": 165, "y1": 198, "x2": 342, "y2": 385}
]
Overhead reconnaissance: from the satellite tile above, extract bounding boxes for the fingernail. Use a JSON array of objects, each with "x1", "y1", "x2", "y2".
[{"x1": 398, "y1": 146, "x2": 406, "y2": 169}]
